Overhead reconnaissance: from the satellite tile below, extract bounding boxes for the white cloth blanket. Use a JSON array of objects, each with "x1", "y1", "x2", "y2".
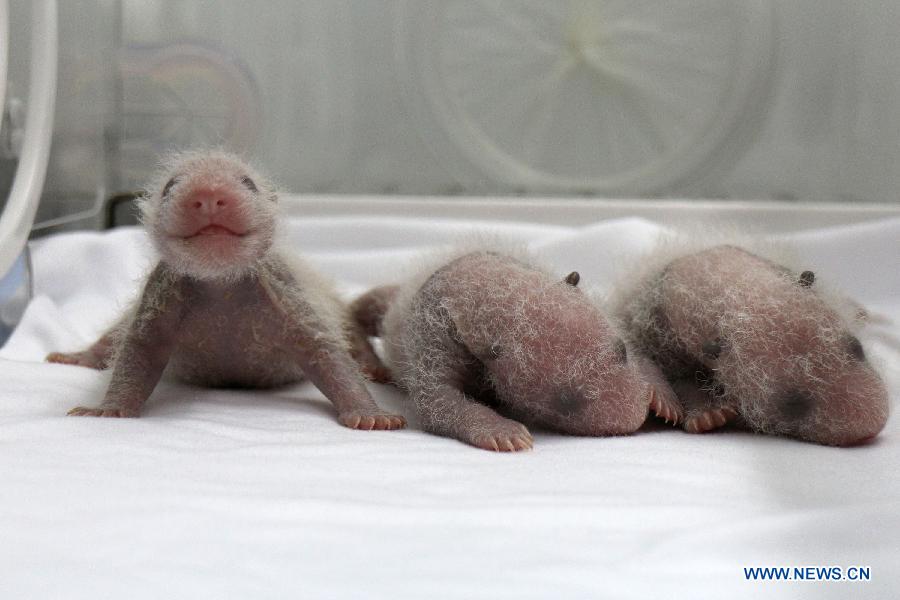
[{"x1": 1, "y1": 213, "x2": 898, "y2": 600}]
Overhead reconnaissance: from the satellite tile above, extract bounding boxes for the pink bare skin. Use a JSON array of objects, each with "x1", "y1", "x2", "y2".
[
  {"x1": 50, "y1": 151, "x2": 404, "y2": 431},
  {"x1": 621, "y1": 245, "x2": 889, "y2": 446},
  {"x1": 357, "y1": 252, "x2": 676, "y2": 451}
]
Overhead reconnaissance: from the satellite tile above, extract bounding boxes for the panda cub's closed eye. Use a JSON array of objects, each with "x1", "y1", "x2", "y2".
[
  {"x1": 845, "y1": 335, "x2": 865, "y2": 362},
  {"x1": 240, "y1": 176, "x2": 258, "y2": 193},
  {"x1": 161, "y1": 177, "x2": 178, "y2": 199}
]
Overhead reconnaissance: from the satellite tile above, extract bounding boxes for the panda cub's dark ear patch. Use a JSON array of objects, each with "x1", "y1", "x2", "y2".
[
  {"x1": 240, "y1": 175, "x2": 258, "y2": 193},
  {"x1": 161, "y1": 177, "x2": 178, "y2": 199},
  {"x1": 781, "y1": 390, "x2": 814, "y2": 420},
  {"x1": 798, "y1": 270, "x2": 815, "y2": 287}
]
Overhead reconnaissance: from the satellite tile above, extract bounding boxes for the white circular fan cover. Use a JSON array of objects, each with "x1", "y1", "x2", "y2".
[{"x1": 396, "y1": 0, "x2": 776, "y2": 193}]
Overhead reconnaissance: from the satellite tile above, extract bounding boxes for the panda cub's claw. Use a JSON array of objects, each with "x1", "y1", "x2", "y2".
[
  {"x1": 649, "y1": 386, "x2": 683, "y2": 426},
  {"x1": 684, "y1": 406, "x2": 738, "y2": 434}
]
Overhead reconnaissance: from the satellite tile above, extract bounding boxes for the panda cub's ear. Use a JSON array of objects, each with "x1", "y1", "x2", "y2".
[{"x1": 564, "y1": 271, "x2": 580, "y2": 287}]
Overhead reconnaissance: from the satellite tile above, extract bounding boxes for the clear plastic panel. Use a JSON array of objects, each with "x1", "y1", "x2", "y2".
[
  {"x1": 27, "y1": 0, "x2": 115, "y2": 231},
  {"x1": 118, "y1": 0, "x2": 355, "y2": 192},
  {"x1": 26, "y1": 0, "x2": 358, "y2": 231},
  {"x1": 8, "y1": 0, "x2": 900, "y2": 212},
  {"x1": 396, "y1": 0, "x2": 776, "y2": 194}
]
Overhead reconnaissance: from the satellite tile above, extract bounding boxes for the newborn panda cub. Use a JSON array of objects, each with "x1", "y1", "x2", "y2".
[
  {"x1": 47, "y1": 151, "x2": 404, "y2": 431},
  {"x1": 351, "y1": 250, "x2": 676, "y2": 451},
  {"x1": 614, "y1": 244, "x2": 889, "y2": 446}
]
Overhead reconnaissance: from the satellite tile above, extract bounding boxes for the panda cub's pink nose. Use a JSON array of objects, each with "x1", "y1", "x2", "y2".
[{"x1": 189, "y1": 190, "x2": 233, "y2": 215}]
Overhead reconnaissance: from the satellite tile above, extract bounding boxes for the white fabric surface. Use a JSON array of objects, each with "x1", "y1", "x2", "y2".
[{"x1": 1, "y1": 213, "x2": 898, "y2": 600}]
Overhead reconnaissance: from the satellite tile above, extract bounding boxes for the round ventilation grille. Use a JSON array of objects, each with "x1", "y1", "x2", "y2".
[{"x1": 396, "y1": 1, "x2": 776, "y2": 193}]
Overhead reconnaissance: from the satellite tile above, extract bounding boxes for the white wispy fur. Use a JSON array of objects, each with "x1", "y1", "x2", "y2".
[
  {"x1": 109, "y1": 149, "x2": 352, "y2": 387},
  {"x1": 608, "y1": 231, "x2": 889, "y2": 445},
  {"x1": 139, "y1": 149, "x2": 279, "y2": 282},
  {"x1": 380, "y1": 239, "x2": 650, "y2": 437}
]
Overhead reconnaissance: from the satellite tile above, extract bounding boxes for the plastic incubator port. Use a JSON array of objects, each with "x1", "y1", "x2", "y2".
[{"x1": 0, "y1": 249, "x2": 31, "y2": 346}]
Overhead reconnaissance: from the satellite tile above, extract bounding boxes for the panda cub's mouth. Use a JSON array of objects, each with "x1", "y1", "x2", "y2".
[
  {"x1": 193, "y1": 224, "x2": 242, "y2": 237},
  {"x1": 184, "y1": 224, "x2": 247, "y2": 238}
]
